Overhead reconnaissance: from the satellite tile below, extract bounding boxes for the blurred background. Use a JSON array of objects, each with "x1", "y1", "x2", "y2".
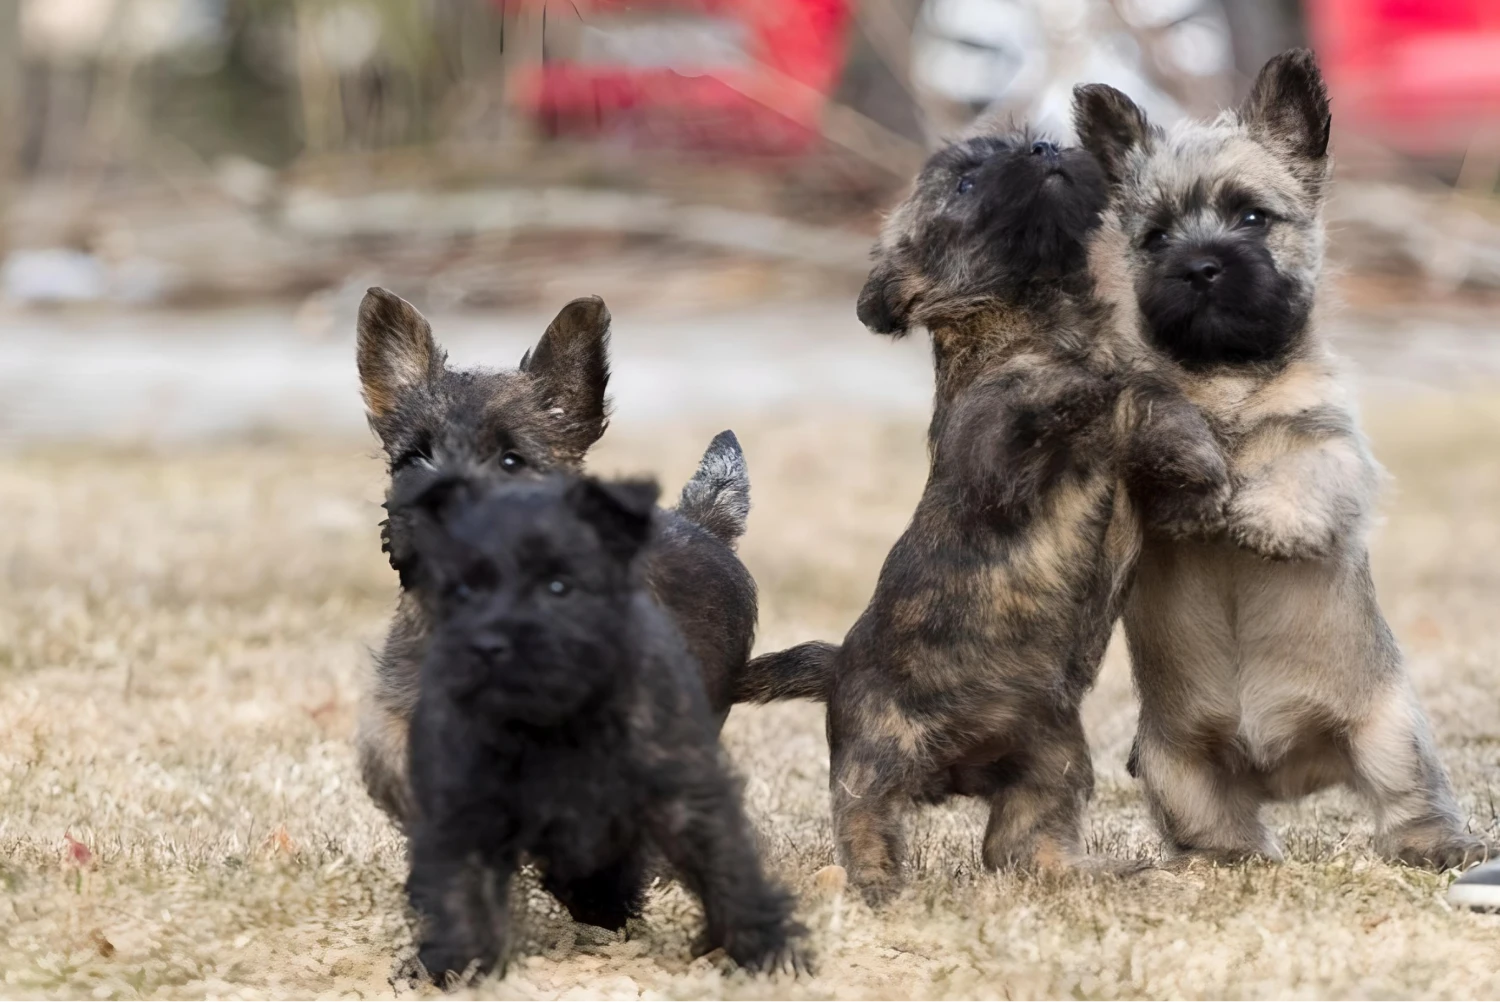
[
  {"x1": 5, "y1": 8, "x2": 1500, "y2": 996},
  {"x1": 3, "y1": 0, "x2": 1500, "y2": 443}
]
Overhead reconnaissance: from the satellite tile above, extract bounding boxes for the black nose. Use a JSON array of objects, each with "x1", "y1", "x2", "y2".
[
  {"x1": 1187, "y1": 258, "x2": 1223, "y2": 289},
  {"x1": 1031, "y1": 140, "x2": 1059, "y2": 158},
  {"x1": 471, "y1": 633, "x2": 513, "y2": 661}
]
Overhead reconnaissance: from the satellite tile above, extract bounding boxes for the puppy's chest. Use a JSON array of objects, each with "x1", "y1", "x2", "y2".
[
  {"x1": 1178, "y1": 358, "x2": 1339, "y2": 444},
  {"x1": 506, "y1": 734, "x2": 644, "y2": 844}
]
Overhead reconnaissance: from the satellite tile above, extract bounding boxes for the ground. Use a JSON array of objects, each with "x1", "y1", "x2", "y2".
[{"x1": 2, "y1": 305, "x2": 1500, "y2": 999}]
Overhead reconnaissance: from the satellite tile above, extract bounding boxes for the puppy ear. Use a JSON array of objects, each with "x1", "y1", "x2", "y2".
[
  {"x1": 357, "y1": 287, "x2": 442, "y2": 422},
  {"x1": 857, "y1": 261, "x2": 911, "y2": 337},
  {"x1": 570, "y1": 476, "x2": 660, "y2": 561},
  {"x1": 1073, "y1": 84, "x2": 1151, "y2": 186},
  {"x1": 522, "y1": 296, "x2": 612, "y2": 461},
  {"x1": 1242, "y1": 48, "x2": 1332, "y2": 173}
]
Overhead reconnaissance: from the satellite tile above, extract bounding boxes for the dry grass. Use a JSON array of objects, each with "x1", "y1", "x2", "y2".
[{"x1": 3, "y1": 395, "x2": 1500, "y2": 1000}]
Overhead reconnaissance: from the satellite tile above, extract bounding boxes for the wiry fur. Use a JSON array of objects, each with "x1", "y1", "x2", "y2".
[
  {"x1": 396, "y1": 472, "x2": 803, "y2": 984},
  {"x1": 1076, "y1": 50, "x2": 1492, "y2": 870},
  {"x1": 752, "y1": 126, "x2": 1228, "y2": 903},
  {"x1": 675, "y1": 430, "x2": 751, "y2": 546},
  {"x1": 354, "y1": 289, "x2": 757, "y2": 827}
]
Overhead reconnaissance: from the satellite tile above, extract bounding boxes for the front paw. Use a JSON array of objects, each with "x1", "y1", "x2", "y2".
[
  {"x1": 416, "y1": 938, "x2": 499, "y2": 990},
  {"x1": 721, "y1": 919, "x2": 813, "y2": 976},
  {"x1": 1142, "y1": 475, "x2": 1231, "y2": 541},
  {"x1": 1389, "y1": 835, "x2": 1494, "y2": 872},
  {"x1": 1226, "y1": 493, "x2": 1336, "y2": 561}
]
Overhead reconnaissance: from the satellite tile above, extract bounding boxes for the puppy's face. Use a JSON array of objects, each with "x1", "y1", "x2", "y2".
[
  {"x1": 857, "y1": 128, "x2": 1108, "y2": 336},
  {"x1": 1075, "y1": 49, "x2": 1332, "y2": 367},
  {"x1": 402, "y1": 475, "x2": 659, "y2": 722},
  {"x1": 356, "y1": 288, "x2": 612, "y2": 576}
]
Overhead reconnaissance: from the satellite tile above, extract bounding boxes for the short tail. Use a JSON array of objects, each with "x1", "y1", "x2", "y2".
[
  {"x1": 676, "y1": 429, "x2": 750, "y2": 546},
  {"x1": 735, "y1": 641, "x2": 838, "y2": 704}
]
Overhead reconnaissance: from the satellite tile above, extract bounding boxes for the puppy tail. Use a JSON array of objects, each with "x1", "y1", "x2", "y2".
[
  {"x1": 676, "y1": 429, "x2": 750, "y2": 547},
  {"x1": 734, "y1": 641, "x2": 837, "y2": 704}
]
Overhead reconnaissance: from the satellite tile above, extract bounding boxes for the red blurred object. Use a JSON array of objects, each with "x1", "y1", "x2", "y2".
[
  {"x1": 501, "y1": 0, "x2": 853, "y2": 155},
  {"x1": 1309, "y1": 0, "x2": 1500, "y2": 156}
]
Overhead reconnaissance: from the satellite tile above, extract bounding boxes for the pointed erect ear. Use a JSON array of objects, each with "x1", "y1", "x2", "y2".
[
  {"x1": 857, "y1": 260, "x2": 912, "y2": 337},
  {"x1": 521, "y1": 296, "x2": 612, "y2": 461},
  {"x1": 1242, "y1": 48, "x2": 1332, "y2": 173},
  {"x1": 569, "y1": 476, "x2": 659, "y2": 561},
  {"x1": 1073, "y1": 83, "x2": 1151, "y2": 187},
  {"x1": 357, "y1": 287, "x2": 442, "y2": 421}
]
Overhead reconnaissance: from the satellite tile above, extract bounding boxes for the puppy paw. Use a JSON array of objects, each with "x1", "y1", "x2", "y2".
[
  {"x1": 1226, "y1": 490, "x2": 1336, "y2": 561},
  {"x1": 1389, "y1": 835, "x2": 1494, "y2": 872},
  {"x1": 849, "y1": 869, "x2": 902, "y2": 908},
  {"x1": 1227, "y1": 515, "x2": 1334, "y2": 561},
  {"x1": 722, "y1": 921, "x2": 813, "y2": 977},
  {"x1": 1142, "y1": 477, "x2": 1231, "y2": 541},
  {"x1": 416, "y1": 940, "x2": 495, "y2": 990}
]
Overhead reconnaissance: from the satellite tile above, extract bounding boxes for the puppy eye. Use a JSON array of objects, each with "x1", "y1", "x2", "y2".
[
  {"x1": 1143, "y1": 229, "x2": 1169, "y2": 251},
  {"x1": 500, "y1": 451, "x2": 526, "y2": 473},
  {"x1": 1237, "y1": 208, "x2": 1269, "y2": 228},
  {"x1": 546, "y1": 578, "x2": 571, "y2": 597},
  {"x1": 956, "y1": 175, "x2": 975, "y2": 195},
  {"x1": 450, "y1": 562, "x2": 498, "y2": 600},
  {"x1": 393, "y1": 439, "x2": 433, "y2": 471}
]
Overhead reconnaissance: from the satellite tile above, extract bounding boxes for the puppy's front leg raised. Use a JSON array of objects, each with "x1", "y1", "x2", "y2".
[
  {"x1": 1228, "y1": 406, "x2": 1378, "y2": 561},
  {"x1": 944, "y1": 363, "x2": 1121, "y2": 517},
  {"x1": 1122, "y1": 376, "x2": 1230, "y2": 540}
]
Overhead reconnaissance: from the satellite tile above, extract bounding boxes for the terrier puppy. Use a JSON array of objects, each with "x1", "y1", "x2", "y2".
[
  {"x1": 396, "y1": 472, "x2": 803, "y2": 983},
  {"x1": 1075, "y1": 49, "x2": 1492, "y2": 869},
  {"x1": 745, "y1": 125, "x2": 1228, "y2": 903},
  {"x1": 355, "y1": 289, "x2": 755, "y2": 826}
]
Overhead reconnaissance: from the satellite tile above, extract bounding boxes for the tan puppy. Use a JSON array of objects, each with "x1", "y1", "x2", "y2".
[{"x1": 1075, "y1": 50, "x2": 1491, "y2": 869}]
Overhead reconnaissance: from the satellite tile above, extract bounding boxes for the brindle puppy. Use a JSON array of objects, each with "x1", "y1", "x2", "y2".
[
  {"x1": 1075, "y1": 50, "x2": 1493, "y2": 869},
  {"x1": 355, "y1": 289, "x2": 755, "y2": 827},
  {"x1": 745, "y1": 125, "x2": 1228, "y2": 903}
]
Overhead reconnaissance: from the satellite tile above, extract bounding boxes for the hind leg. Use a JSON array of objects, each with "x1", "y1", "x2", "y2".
[
  {"x1": 1135, "y1": 726, "x2": 1281, "y2": 865},
  {"x1": 542, "y1": 850, "x2": 649, "y2": 932},
  {"x1": 979, "y1": 713, "x2": 1137, "y2": 872},
  {"x1": 356, "y1": 697, "x2": 417, "y2": 827},
  {"x1": 829, "y1": 733, "x2": 911, "y2": 905},
  {"x1": 1352, "y1": 683, "x2": 1492, "y2": 870}
]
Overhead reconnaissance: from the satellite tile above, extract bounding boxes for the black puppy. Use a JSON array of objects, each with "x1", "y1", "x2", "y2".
[{"x1": 396, "y1": 471, "x2": 803, "y2": 985}]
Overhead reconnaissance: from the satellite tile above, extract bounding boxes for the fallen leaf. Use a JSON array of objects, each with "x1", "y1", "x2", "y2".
[
  {"x1": 64, "y1": 832, "x2": 92, "y2": 867},
  {"x1": 261, "y1": 824, "x2": 298, "y2": 858},
  {"x1": 89, "y1": 928, "x2": 116, "y2": 958}
]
